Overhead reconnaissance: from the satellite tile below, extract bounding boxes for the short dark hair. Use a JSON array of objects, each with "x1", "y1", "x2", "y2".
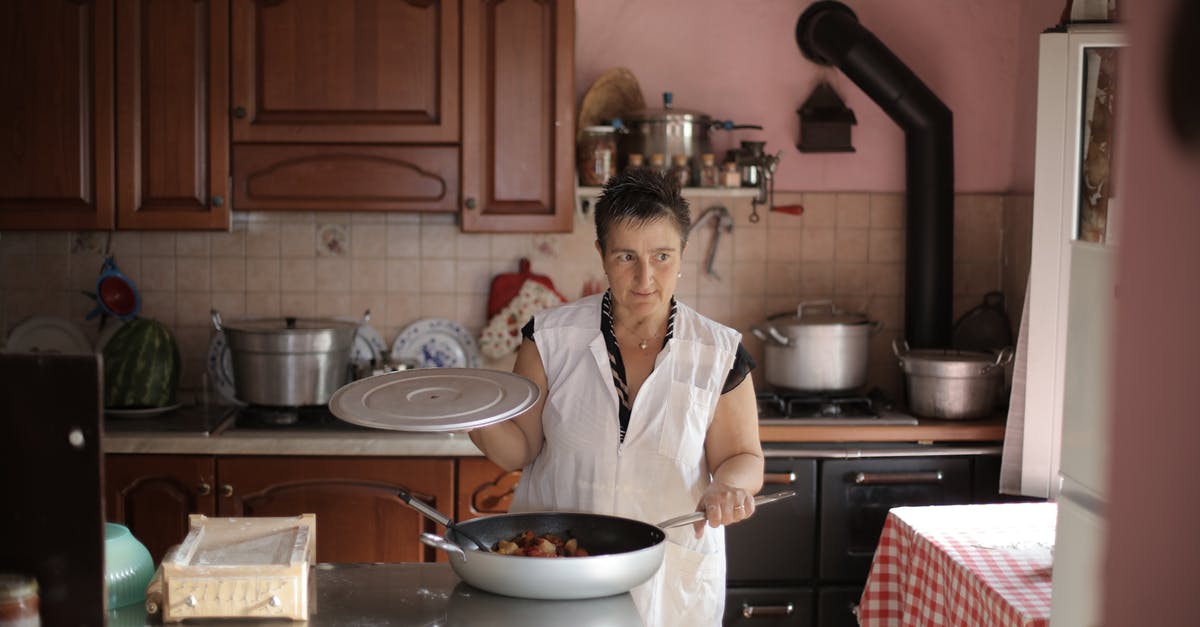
[{"x1": 593, "y1": 167, "x2": 691, "y2": 253}]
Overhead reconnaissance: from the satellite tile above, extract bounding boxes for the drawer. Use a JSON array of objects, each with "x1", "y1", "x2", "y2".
[
  {"x1": 816, "y1": 586, "x2": 863, "y2": 627},
  {"x1": 726, "y1": 459, "x2": 817, "y2": 583},
  {"x1": 724, "y1": 587, "x2": 814, "y2": 626}
]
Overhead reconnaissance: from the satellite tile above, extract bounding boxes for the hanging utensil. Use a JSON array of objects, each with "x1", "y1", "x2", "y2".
[{"x1": 688, "y1": 205, "x2": 734, "y2": 279}]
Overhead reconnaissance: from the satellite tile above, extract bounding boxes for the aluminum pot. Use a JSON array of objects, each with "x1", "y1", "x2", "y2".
[
  {"x1": 893, "y1": 340, "x2": 1015, "y2": 420},
  {"x1": 752, "y1": 301, "x2": 881, "y2": 392},
  {"x1": 211, "y1": 310, "x2": 358, "y2": 406},
  {"x1": 618, "y1": 92, "x2": 761, "y2": 180}
]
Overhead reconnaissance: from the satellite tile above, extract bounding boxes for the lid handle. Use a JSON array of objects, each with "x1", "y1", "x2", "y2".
[
  {"x1": 286, "y1": 316, "x2": 297, "y2": 329},
  {"x1": 211, "y1": 309, "x2": 223, "y2": 332},
  {"x1": 663, "y1": 91, "x2": 673, "y2": 109},
  {"x1": 796, "y1": 300, "x2": 836, "y2": 320}
]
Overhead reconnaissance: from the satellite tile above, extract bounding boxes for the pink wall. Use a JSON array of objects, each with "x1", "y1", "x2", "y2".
[
  {"x1": 576, "y1": 0, "x2": 1062, "y2": 193},
  {"x1": 1104, "y1": 0, "x2": 1200, "y2": 624}
]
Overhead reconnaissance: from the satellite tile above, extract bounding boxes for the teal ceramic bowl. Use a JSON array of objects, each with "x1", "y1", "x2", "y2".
[{"x1": 105, "y1": 523, "x2": 154, "y2": 610}]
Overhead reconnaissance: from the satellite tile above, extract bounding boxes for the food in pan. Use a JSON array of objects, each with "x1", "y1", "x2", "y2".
[{"x1": 494, "y1": 531, "x2": 589, "y2": 557}]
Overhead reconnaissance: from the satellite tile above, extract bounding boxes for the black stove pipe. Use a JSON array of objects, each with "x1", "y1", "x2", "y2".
[{"x1": 796, "y1": 1, "x2": 953, "y2": 348}]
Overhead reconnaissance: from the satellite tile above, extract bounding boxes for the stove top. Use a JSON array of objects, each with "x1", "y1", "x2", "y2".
[
  {"x1": 221, "y1": 404, "x2": 372, "y2": 432},
  {"x1": 756, "y1": 388, "x2": 919, "y2": 426}
]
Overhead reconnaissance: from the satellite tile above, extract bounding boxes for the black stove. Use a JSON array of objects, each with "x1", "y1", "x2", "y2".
[
  {"x1": 222, "y1": 404, "x2": 371, "y2": 432},
  {"x1": 756, "y1": 388, "x2": 917, "y2": 425}
]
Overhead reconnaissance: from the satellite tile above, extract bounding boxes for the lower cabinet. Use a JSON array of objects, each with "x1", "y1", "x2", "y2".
[
  {"x1": 105, "y1": 455, "x2": 454, "y2": 564},
  {"x1": 724, "y1": 587, "x2": 814, "y2": 626}
]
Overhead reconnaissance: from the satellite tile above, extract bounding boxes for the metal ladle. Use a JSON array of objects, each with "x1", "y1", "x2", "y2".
[{"x1": 396, "y1": 487, "x2": 491, "y2": 552}]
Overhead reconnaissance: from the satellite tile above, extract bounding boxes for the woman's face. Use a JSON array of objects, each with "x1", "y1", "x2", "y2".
[{"x1": 597, "y1": 217, "x2": 684, "y2": 317}]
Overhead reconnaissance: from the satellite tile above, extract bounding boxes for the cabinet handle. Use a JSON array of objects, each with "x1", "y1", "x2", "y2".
[
  {"x1": 221, "y1": 484, "x2": 234, "y2": 497},
  {"x1": 464, "y1": 197, "x2": 477, "y2": 210},
  {"x1": 742, "y1": 602, "x2": 794, "y2": 618},
  {"x1": 854, "y1": 471, "x2": 944, "y2": 485},
  {"x1": 763, "y1": 472, "x2": 796, "y2": 485},
  {"x1": 211, "y1": 195, "x2": 224, "y2": 208},
  {"x1": 233, "y1": 106, "x2": 246, "y2": 119},
  {"x1": 197, "y1": 483, "x2": 211, "y2": 496}
]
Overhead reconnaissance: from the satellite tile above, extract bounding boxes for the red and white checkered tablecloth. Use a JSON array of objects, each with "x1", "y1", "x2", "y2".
[{"x1": 858, "y1": 502, "x2": 1056, "y2": 627}]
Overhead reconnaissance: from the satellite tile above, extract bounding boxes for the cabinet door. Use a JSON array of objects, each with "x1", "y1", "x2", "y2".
[
  {"x1": 230, "y1": 0, "x2": 458, "y2": 143},
  {"x1": 460, "y1": 0, "x2": 574, "y2": 232},
  {"x1": 115, "y1": 0, "x2": 230, "y2": 230},
  {"x1": 456, "y1": 457, "x2": 521, "y2": 521},
  {"x1": 0, "y1": 0, "x2": 114, "y2": 230},
  {"x1": 726, "y1": 459, "x2": 817, "y2": 584},
  {"x1": 217, "y1": 456, "x2": 455, "y2": 563},
  {"x1": 104, "y1": 454, "x2": 217, "y2": 564}
]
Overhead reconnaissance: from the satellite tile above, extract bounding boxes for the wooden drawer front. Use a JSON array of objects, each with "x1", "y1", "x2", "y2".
[
  {"x1": 724, "y1": 587, "x2": 815, "y2": 626},
  {"x1": 233, "y1": 144, "x2": 458, "y2": 212}
]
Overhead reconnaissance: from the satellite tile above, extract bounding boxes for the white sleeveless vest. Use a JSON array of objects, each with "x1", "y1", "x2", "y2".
[{"x1": 511, "y1": 293, "x2": 741, "y2": 626}]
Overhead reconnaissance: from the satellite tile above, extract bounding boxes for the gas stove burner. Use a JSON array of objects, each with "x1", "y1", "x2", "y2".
[
  {"x1": 228, "y1": 404, "x2": 370, "y2": 431},
  {"x1": 245, "y1": 406, "x2": 300, "y2": 426},
  {"x1": 756, "y1": 387, "x2": 897, "y2": 420}
]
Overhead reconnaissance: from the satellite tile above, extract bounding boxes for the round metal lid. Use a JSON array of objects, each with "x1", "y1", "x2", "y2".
[
  {"x1": 900, "y1": 349, "x2": 997, "y2": 378},
  {"x1": 328, "y1": 368, "x2": 540, "y2": 432},
  {"x1": 221, "y1": 317, "x2": 360, "y2": 334}
]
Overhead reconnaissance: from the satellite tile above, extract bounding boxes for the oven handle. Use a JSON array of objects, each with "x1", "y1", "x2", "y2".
[
  {"x1": 763, "y1": 472, "x2": 797, "y2": 485},
  {"x1": 854, "y1": 470, "x2": 944, "y2": 485},
  {"x1": 742, "y1": 602, "x2": 794, "y2": 618}
]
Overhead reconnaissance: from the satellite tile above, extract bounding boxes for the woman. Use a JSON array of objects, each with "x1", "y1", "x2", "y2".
[{"x1": 469, "y1": 167, "x2": 763, "y2": 626}]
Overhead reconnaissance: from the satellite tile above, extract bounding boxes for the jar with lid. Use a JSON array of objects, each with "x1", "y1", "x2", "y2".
[
  {"x1": 720, "y1": 161, "x2": 741, "y2": 188},
  {"x1": 0, "y1": 573, "x2": 39, "y2": 627},
  {"x1": 648, "y1": 153, "x2": 667, "y2": 177},
  {"x1": 668, "y1": 154, "x2": 691, "y2": 187},
  {"x1": 698, "y1": 153, "x2": 720, "y2": 188},
  {"x1": 577, "y1": 126, "x2": 617, "y2": 186},
  {"x1": 625, "y1": 153, "x2": 645, "y2": 172}
]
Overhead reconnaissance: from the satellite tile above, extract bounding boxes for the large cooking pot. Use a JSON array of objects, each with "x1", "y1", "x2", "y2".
[
  {"x1": 211, "y1": 310, "x2": 358, "y2": 406},
  {"x1": 752, "y1": 301, "x2": 881, "y2": 392},
  {"x1": 893, "y1": 340, "x2": 1014, "y2": 420},
  {"x1": 618, "y1": 92, "x2": 761, "y2": 180}
]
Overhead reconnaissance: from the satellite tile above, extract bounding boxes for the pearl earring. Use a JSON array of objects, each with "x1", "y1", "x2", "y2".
[{"x1": 677, "y1": 272, "x2": 683, "y2": 278}]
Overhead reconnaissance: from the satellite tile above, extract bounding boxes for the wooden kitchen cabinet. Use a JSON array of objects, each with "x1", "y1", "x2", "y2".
[
  {"x1": 217, "y1": 456, "x2": 455, "y2": 564},
  {"x1": 0, "y1": 0, "x2": 230, "y2": 231},
  {"x1": 104, "y1": 454, "x2": 217, "y2": 564},
  {"x1": 456, "y1": 457, "x2": 520, "y2": 521},
  {"x1": 460, "y1": 0, "x2": 575, "y2": 232}
]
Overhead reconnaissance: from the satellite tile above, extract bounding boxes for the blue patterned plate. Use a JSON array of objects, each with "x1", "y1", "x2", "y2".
[{"x1": 391, "y1": 318, "x2": 482, "y2": 369}]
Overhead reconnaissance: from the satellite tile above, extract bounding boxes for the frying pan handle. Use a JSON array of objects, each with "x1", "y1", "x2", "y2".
[
  {"x1": 396, "y1": 487, "x2": 452, "y2": 527},
  {"x1": 419, "y1": 532, "x2": 467, "y2": 561},
  {"x1": 656, "y1": 490, "x2": 798, "y2": 529}
]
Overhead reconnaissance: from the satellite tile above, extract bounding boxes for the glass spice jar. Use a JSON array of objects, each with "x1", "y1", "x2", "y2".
[
  {"x1": 698, "y1": 153, "x2": 720, "y2": 188},
  {"x1": 668, "y1": 154, "x2": 691, "y2": 187},
  {"x1": 625, "y1": 153, "x2": 645, "y2": 171},
  {"x1": 648, "y1": 153, "x2": 667, "y2": 177},
  {"x1": 0, "y1": 573, "x2": 39, "y2": 627},
  {"x1": 577, "y1": 126, "x2": 617, "y2": 186},
  {"x1": 720, "y1": 161, "x2": 742, "y2": 188}
]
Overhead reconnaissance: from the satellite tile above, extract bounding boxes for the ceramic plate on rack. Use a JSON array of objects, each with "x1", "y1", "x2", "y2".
[
  {"x1": 105, "y1": 403, "x2": 184, "y2": 419},
  {"x1": 329, "y1": 368, "x2": 539, "y2": 432},
  {"x1": 4, "y1": 316, "x2": 92, "y2": 355},
  {"x1": 206, "y1": 332, "x2": 241, "y2": 405},
  {"x1": 340, "y1": 320, "x2": 387, "y2": 376},
  {"x1": 391, "y1": 319, "x2": 482, "y2": 369}
]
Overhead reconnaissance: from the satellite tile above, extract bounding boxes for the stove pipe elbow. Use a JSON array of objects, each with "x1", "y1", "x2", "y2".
[{"x1": 796, "y1": 1, "x2": 954, "y2": 349}]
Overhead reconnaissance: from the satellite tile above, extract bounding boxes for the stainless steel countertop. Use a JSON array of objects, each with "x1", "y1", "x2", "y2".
[{"x1": 110, "y1": 563, "x2": 643, "y2": 626}]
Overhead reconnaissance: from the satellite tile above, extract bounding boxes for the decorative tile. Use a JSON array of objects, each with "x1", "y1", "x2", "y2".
[{"x1": 317, "y1": 223, "x2": 349, "y2": 257}]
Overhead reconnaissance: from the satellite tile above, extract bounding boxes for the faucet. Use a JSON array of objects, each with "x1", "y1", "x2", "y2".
[{"x1": 688, "y1": 205, "x2": 734, "y2": 279}]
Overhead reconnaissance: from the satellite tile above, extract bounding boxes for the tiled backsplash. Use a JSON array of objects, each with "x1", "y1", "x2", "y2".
[{"x1": 0, "y1": 191, "x2": 1032, "y2": 402}]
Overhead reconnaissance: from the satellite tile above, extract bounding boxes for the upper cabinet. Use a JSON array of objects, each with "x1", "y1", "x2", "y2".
[
  {"x1": 460, "y1": 0, "x2": 575, "y2": 232},
  {"x1": 0, "y1": 0, "x2": 230, "y2": 231},
  {"x1": 1, "y1": 0, "x2": 573, "y2": 232}
]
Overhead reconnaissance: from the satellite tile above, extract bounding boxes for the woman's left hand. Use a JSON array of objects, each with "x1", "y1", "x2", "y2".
[{"x1": 693, "y1": 481, "x2": 756, "y2": 538}]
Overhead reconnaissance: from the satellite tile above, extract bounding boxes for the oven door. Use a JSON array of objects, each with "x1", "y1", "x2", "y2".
[
  {"x1": 818, "y1": 456, "x2": 971, "y2": 581},
  {"x1": 725, "y1": 459, "x2": 817, "y2": 583}
]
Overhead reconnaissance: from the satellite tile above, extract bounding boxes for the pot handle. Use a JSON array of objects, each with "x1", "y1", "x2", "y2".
[
  {"x1": 751, "y1": 324, "x2": 790, "y2": 346},
  {"x1": 892, "y1": 338, "x2": 910, "y2": 369},
  {"x1": 982, "y1": 346, "x2": 1016, "y2": 374},
  {"x1": 211, "y1": 309, "x2": 223, "y2": 332},
  {"x1": 419, "y1": 532, "x2": 467, "y2": 562}
]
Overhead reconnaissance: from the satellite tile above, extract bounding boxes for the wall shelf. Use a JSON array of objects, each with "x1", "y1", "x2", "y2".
[{"x1": 575, "y1": 186, "x2": 758, "y2": 213}]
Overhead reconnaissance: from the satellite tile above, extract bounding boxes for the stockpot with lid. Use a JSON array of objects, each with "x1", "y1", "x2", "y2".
[
  {"x1": 212, "y1": 310, "x2": 359, "y2": 406},
  {"x1": 752, "y1": 301, "x2": 881, "y2": 392},
  {"x1": 618, "y1": 92, "x2": 762, "y2": 180},
  {"x1": 893, "y1": 340, "x2": 1015, "y2": 419}
]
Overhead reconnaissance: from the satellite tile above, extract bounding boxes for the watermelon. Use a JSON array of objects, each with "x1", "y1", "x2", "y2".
[{"x1": 102, "y1": 318, "x2": 181, "y2": 408}]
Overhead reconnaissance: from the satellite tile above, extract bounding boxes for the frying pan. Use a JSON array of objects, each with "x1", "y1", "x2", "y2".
[{"x1": 414, "y1": 491, "x2": 796, "y2": 600}]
